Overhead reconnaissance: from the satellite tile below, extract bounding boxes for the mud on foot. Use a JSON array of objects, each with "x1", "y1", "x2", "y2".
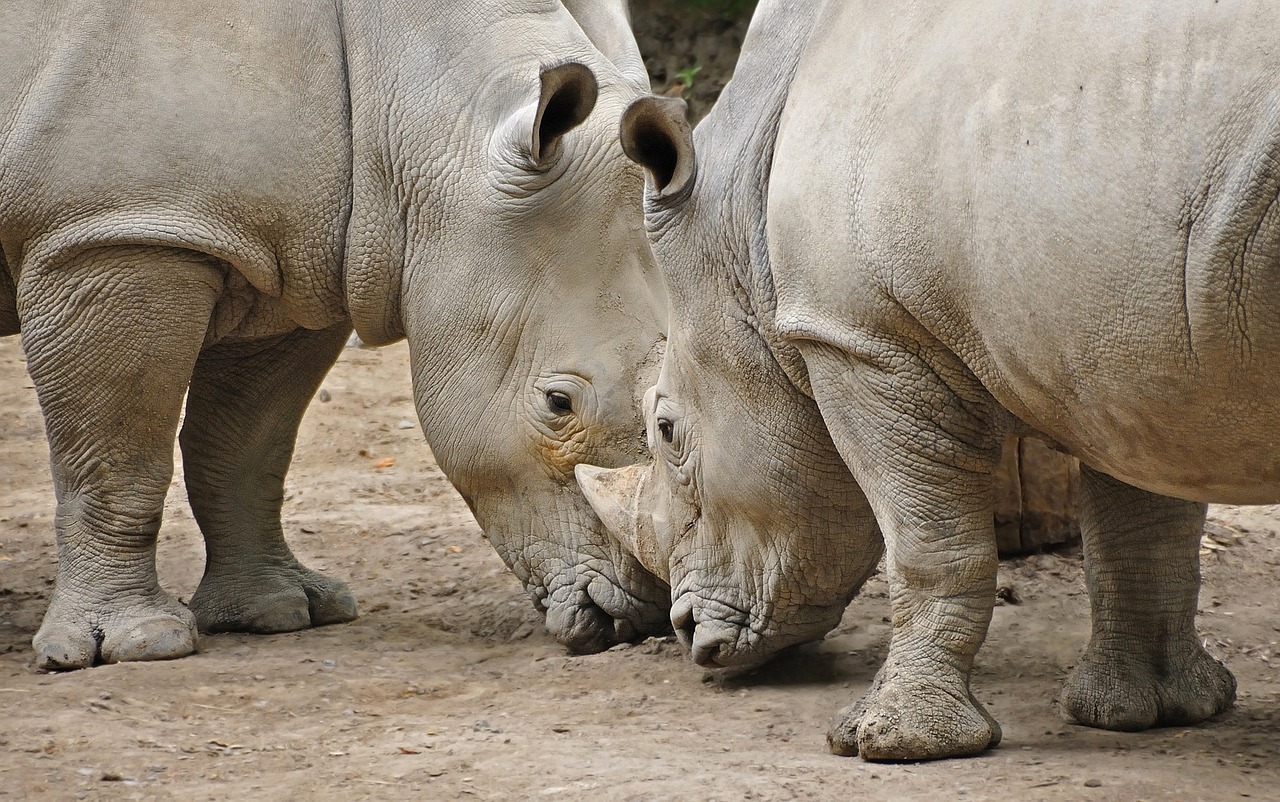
[{"x1": 827, "y1": 666, "x2": 1002, "y2": 761}]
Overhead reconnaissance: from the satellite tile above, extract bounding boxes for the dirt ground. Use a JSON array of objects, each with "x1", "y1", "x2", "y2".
[{"x1": 1, "y1": 335, "x2": 1278, "y2": 801}]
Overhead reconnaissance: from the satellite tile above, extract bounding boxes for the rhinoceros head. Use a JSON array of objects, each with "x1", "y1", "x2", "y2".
[
  {"x1": 577, "y1": 78, "x2": 883, "y2": 667},
  {"x1": 342, "y1": 4, "x2": 695, "y2": 653},
  {"x1": 577, "y1": 310, "x2": 883, "y2": 667}
]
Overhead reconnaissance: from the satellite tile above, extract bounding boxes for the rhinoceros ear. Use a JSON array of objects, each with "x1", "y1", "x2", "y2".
[
  {"x1": 533, "y1": 62, "x2": 600, "y2": 166},
  {"x1": 620, "y1": 95, "x2": 696, "y2": 199},
  {"x1": 576, "y1": 463, "x2": 670, "y2": 582}
]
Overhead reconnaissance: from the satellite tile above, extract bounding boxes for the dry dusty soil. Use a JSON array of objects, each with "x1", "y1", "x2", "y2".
[{"x1": 2, "y1": 335, "x2": 1279, "y2": 801}]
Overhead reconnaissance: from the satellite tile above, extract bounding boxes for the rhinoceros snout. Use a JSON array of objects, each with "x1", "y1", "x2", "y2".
[
  {"x1": 671, "y1": 601, "x2": 697, "y2": 650},
  {"x1": 689, "y1": 627, "x2": 739, "y2": 667},
  {"x1": 543, "y1": 597, "x2": 617, "y2": 655},
  {"x1": 672, "y1": 599, "x2": 742, "y2": 668},
  {"x1": 530, "y1": 562, "x2": 672, "y2": 655}
]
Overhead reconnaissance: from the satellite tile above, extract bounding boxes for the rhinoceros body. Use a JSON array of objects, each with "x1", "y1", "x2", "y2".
[
  {"x1": 0, "y1": 0, "x2": 692, "y2": 670},
  {"x1": 581, "y1": 0, "x2": 1276, "y2": 761}
]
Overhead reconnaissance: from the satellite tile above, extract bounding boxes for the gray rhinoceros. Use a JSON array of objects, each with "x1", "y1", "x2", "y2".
[
  {"x1": 578, "y1": 0, "x2": 1278, "y2": 762},
  {"x1": 0, "y1": 0, "x2": 694, "y2": 670}
]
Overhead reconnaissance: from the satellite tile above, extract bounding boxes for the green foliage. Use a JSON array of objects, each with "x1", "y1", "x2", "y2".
[{"x1": 675, "y1": 64, "x2": 703, "y2": 88}]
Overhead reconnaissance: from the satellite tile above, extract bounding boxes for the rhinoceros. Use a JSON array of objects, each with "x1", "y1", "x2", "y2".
[
  {"x1": 578, "y1": 0, "x2": 1278, "y2": 762},
  {"x1": 0, "y1": 0, "x2": 694, "y2": 670}
]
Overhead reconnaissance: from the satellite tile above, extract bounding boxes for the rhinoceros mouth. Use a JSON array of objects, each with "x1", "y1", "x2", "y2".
[
  {"x1": 670, "y1": 591, "x2": 840, "y2": 669},
  {"x1": 670, "y1": 593, "x2": 761, "y2": 668},
  {"x1": 534, "y1": 570, "x2": 672, "y2": 654},
  {"x1": 543, "y1": 595, "x2": 629, "y2": 654}
]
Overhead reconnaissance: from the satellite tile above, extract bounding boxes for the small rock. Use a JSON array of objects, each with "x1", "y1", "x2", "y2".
[
  {"x1": 397, "y1": 420, "x2": 415, "y2": 429},
  {"x1": 318, "y1": 389, "x2": 331, "y2": 402},
  {"x1": 507, "y1": 623, "x2": 536, "y2": 642},
  {"x1": 1084, "y1": 779, "x2": 1103, "y2": 788},
  {"x1": 101, "y1": 772, "x2": 123, "y2": 782},
  {"x1": 996, "y1": 584, "x2": 1021, "y2": 605}
]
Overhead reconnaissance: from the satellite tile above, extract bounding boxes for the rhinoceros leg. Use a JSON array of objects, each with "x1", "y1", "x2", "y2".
[
  {"x1": 801, "y1": 340, "x2": 1004, "y2": 761},
  {"x1": 1060, "y1": 465, "x2": 1235, "y2": 730},
  {"x1": 180, "y1": 323, "x2": 357, "y2": 634},
  {"x1": 19, "y1": 246, "x2": 223, "y2": 670}
]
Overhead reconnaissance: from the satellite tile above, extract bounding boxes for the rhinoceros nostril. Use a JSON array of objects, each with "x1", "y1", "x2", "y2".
[
  {"x1": 688, "y1": 625, "x2": 738, "y2": 667},
  {"x1": 688, "y1": 632, "x2": 719, "y2": 666},
  {"x1": 671, "y1": 605, "x2": 697, "y2": 651}
]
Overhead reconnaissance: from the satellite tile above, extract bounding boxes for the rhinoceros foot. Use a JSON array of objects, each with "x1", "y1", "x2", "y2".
[
  {"x1": 827, "y1": 665, "x2": 1001, "y2": 761},
  {"x1": 190, "y1": 564, "x2": 358, "y2": 635},
  {"x1": 35, "y1": 588, "x2": 198, "y2": 671},
  {"x1": 1060, "y1": 639, "x2": 1236, "y2": 731}
]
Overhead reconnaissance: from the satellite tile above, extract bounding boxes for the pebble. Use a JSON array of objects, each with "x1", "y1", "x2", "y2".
[
  {"x1": 318, "y1": 389, "x2": 331, "y2": 402},
  {"x1": 1084, "y1": 779, "x2": 1103, "y2": 788},
  {"x1": 397, "y1": 419, "x2": 415, "y2": 429}
]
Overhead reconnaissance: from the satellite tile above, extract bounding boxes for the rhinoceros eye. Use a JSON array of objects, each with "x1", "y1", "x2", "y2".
[
  {"x1": 657, "y1": 418, "x2": 674, "y2": 443},
  {"x1": 546, "y1": 391, "x2": 573, "y2": 415}
]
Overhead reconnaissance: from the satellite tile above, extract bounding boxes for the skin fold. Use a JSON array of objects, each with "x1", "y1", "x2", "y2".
[
  {"x1": 581, "y1": 0, "x2": 1279, "y2": 761},
  {"x1": 0, "y1": 0, "x2": 694, "y2": 669}
]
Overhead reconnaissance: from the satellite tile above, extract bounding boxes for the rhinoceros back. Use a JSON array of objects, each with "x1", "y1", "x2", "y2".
[
  {"x1": 0, "y1": 0, "x2": 351, "y2": 332},
  {"x1": 773, "y1": 0, "x2": 1280, "y2": 503}
]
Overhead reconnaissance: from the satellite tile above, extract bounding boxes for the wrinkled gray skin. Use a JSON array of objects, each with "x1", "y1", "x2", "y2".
[
  {"x1": 582, "y1": 0, "x2": 883, "y2": 670},
  {"x1": 581, "y1": 0, "x2": 1280, "y2": 761},
  {"x1": 0, "y1": 0, "x2": 694, "y2": 670}
]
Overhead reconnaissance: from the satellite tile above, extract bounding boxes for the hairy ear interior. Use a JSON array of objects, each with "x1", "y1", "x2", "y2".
[
  {"x1": 533, "y1": 62, "x2": 599, "y2": 165},
  {"x1": 620, "y1": 95, "x2": 696, "y2": 197}
]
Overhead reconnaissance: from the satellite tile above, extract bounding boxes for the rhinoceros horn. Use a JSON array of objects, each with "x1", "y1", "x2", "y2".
[{"x1": 575, "y1": 463, "x2": 670, "y2": 583}]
